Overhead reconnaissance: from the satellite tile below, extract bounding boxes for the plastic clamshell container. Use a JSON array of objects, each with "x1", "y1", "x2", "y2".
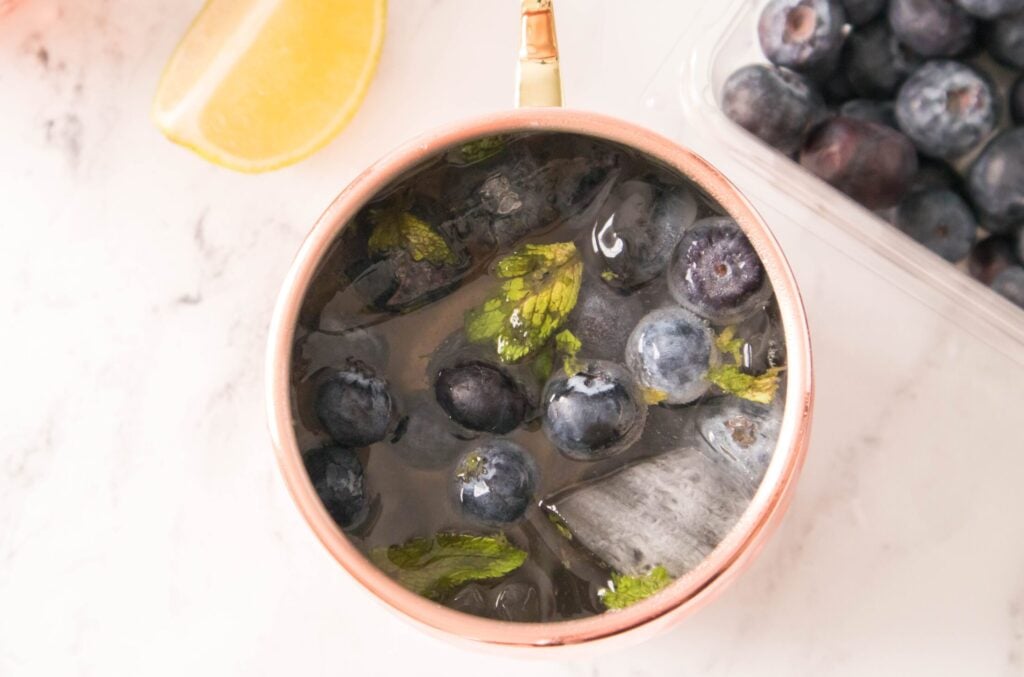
[{"x1": 639, "y1": 0, "x2": 1024, "y2": 362}]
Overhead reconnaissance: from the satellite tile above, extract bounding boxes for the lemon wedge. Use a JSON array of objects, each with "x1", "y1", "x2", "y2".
[{"x1": 153, "y1": 0, "x2": 386, "y2": 172}]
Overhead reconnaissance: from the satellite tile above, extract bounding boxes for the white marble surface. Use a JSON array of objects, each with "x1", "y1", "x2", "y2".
[{"x1": 2, "y1": 1, "x2": 1023, "y2": 675}]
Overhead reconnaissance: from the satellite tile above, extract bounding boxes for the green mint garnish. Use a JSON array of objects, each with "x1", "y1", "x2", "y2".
[
  {"x1": 600, "y1": 269, "x2": 619, "y2": 283},
  {"x1": 465, "y1": 242, "x2": 583, "y2": 363},
  {"x1": 707, "y1": 365, "x2": 784, "y2": 404},
  {"x1": 367, "y1": 205, "x2": 457, "y2": 266},
  {"x1": 546, "y1": 510, "x2": 573, "y2": 541},
  {"x1": 715, "y1": 325, "x2": 745, "y2": 364},
  {"x1": 554, "y1": 329, "x2": 582, "y2": 375},
  {"x1": 368, "y1": 532, "x2": 527, "y2": 601},
  {"x1": 447, "y1": 135, "x2": 507, "y2": 166},
  {"x1": 641, "y1": 387, "x2": 669, "y2": 405},
  {"x1": 599, "y1": 566, "x2": 674, "y2": 610}
]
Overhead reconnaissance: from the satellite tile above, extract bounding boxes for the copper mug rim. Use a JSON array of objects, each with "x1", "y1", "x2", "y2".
[{"x1": 265, "y1": 106, "x2": 814, "y2": 653}]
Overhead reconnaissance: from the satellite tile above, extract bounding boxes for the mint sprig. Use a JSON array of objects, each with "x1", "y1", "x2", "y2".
[
  {"x1": 707, "y1": 326, "x2": 784, "y2": 404},
  {"x1": 368, "y1": 205, "x2": 457, "y2": 266},
  {"x1": 465, "y1": 242, "x2": 583, "y2": 363},
  {"x1": 599, "y1": 566, "x2": 673, "y2": 610},
  {"x1": 368, "y1": 532, "x2": 527, "y2": 600}
]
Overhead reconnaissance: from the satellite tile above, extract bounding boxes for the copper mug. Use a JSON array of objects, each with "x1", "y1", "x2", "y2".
[{"x1": 266, "y1": 0, "x2": 813, "y2": 653}]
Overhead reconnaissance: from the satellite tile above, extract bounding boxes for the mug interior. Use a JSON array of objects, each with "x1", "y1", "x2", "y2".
[{"x1": 266, "y1": 108, "x2": 812, "y2": 651}]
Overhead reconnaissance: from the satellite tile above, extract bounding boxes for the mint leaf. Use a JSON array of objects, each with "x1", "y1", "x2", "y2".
[
  {"x1": 707, "y1": 365, "x2": 784, "y2": 404},
  {"x1": 465, "y1": 242, "x2": 583, "y2": 363},
  {"x1": 546, "y1": 511, "x2": 573, "y2": 541},
  {"x1": 599, "y1": 566, "x2": 673, "y2": 610},
  {"x1": 368, "y1": 206, "x2": 457, "y2": 266},
  {"x1": 368, "y1": 533, "x2": 527, "y2": 600},
  {"x1": 641, "y1": 387, "x2": 669, "y2": 405},
  {"x1": 447, "y1": 135, "x2": 507, "y2": 166},
  {"x1": 715, "y1": 326, "x2": 745, "y2": 364},
  {"x1": 554, "y1": 329, "x2": 582, "y2": 375}
]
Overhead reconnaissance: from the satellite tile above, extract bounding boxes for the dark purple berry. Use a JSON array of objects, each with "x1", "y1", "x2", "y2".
[
  {"x1": 541, "y1": 361, "x2": 646, "y2": 461},
  {"x1": 844, "y1": 20, "x2": 922, "y2": 98},
  {"x1": 839, "y1": 98, "x2": 898, "y2": 127},
  {"x1": 315, "y1": 359, "x2": 393, "y2": 447},
  {"x1": 434, "y1": 361, "x2": 529, "y2": 434},
  {"x1": 895, "y1": 188, "x2": 977, "y2": 261},
  {"x1": 1011, "y1": 76, "x2": 1024, "y2": 125},
  {"x1": 667, "y1": 217, "x2": 771, "y2": 324},
  {"x1": 954, "y1": 0, "x2": 1024, "y2": 18},
  {"x1": 888, "y1": 0, "x2": 976, "y2": 57},
  {"x1": 800, "y1": 116, "x2": 919, "y2": 209},
  {"x1": 842, "y1": 0, "x2": 888, "y2": 24},
  {"x1": 304, "y1": 447, "x2": 367, "y2": 529},
  {"x1": 968, "y1": 235, "x2": 1018, "y2": 284},
  {"x1": 967, "y1": 129, "x2": 1024, "y2": 233},
  {"x1": 991, "y1": 266, "x2": 1024, "y2": 308},
  {"x1": 987, "y1": 13, "x2": 1024, "y2": 70},
  {"x1": 721, "y1": 65, "x2": 827, "y2": 154},
  {"x1": 895, "y1": 61, "x2": 999, "y2": 159},
  {"x1": 454, "y1": 440, "x2": 538, "y2": 523},
  {"x1": 758, "y1": 0, "x2": 848, "y2": 72},
  {"x1": 822, "y1": 68, "x2": 857, "y2": 104},
  {"x1": 909, "y1": 157, "x2": 962, "y2": 193}
]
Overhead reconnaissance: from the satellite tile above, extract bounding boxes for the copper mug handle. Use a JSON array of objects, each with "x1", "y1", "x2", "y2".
[{"x1": 516, "y1": 0, "x2": 562, "y2": 107}]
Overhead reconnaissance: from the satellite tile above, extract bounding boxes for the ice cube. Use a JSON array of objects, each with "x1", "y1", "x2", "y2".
[
  {"x1": 565, "y1": 274, "x2": 646, "y2": 362},
  {"x1": 545, "y1": 448, "x2": 751, "y2": 577},
  {"x1": 448, "y1": 584, "x2": 488, "y2": 616},
  {"x1": 389, "y1": 390, "x2": 470, "y2": 470},
  {"x1": 696, "y1": 397, "x2": 782, "y2": 487},
  {"x1": 491, "y1": 581, "x2": 541, "y2": 622}
]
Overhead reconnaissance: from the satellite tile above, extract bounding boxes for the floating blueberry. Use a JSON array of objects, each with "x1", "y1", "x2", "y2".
[
  {"x1": 842, "y1": 0, "x2": 888, "y2": 23},
  {"x1": 888, "y1": 0, "x2": 976, "y2": 57},
  {"x1": 542, "y1": 360, "x2": 647, "y2": 461},
  {"x1": 1012, "y1": 76, "x2": 1024, "y2": 125},
  {"x1": 968, "y1": 235, "x2": 1019, "y2": 284},
  {"x1": 304, "y1": 446, "x2": 367, "y2": 529},
  {"x1": 839, "y1": 99, "x2": 898, "y2": 128},
  {"x1": 434, "y1": 361, "x2": 529, "y2": 434},
  {"x1": 758, "y1": 0, "x2": 848, "y2": 72},
  {"x1": 625, "y1": 307, "x2": 718, "y2": 405},
  {"x1": 721, "y1": 65, "x2": 828, "y2": 155},
  {"x1": 589, "y1": 178, "x2": 698, "y2": 290},
  {"x1": 991, "y1": 266, "x2": 1024, "y2": 308},
  {"x1": 315, "y1": 359, "x2": 393, "y2": 447},
  {"x1": 895, "y1": 61, "x2": 998, "y2": 160},
  {"x1": 454, "y1": 439, "x2": 538, "y2": 523},
  {"x1": 966, "y1": 129, "x2": 1024, "y2": 233},
  {"x1": 985, "y1": 11, "x2": 1024, "y2": 69},
  {"x1": 698, "y1": 398, "x2": 783, "y2": 486},
  {"x1": 667, "y1": 217, "x2": 771, "y2": 324},
  {"x1": 895, "y1": 188, "x2": 977, "y2": 261},
  {"x1": 844, "y1": 20, "x2": 922, "y2": 99},
  {"x1": 800, "y1": 117, "x2": 918, "y2": 209}
]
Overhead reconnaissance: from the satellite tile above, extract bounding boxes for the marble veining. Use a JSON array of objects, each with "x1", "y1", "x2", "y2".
[{"x1": 2, "y1": 1, "x2": 1023, "y2": 675}]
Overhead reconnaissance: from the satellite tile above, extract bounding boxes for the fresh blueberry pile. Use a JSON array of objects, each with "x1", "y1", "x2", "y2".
[
  {"x1": 290, "y1": 133, "x2": 788, "y2": 622},
  {"x1": 723, "y1": 0, "x2": 1024, "y2": 308}
]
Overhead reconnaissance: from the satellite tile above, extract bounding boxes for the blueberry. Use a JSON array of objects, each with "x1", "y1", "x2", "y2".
[
  {"x1": 909, "y1": 157, "x2": 961, "y2": 193},
  {"x1": 966, "y1": 129, "x2": 1024, "y2": 233},
  {"x1": 454, "y1": 439, "x2": 538, "y2": 523},
  {"x1": 542, "y1": 360, "x2": 647, "y2": 461},
  {"x1": 954, "y1": 0, "x2": 1024, "y2": 17},
  {"x1": 315, "y1": 359, "x2": 393, "y2": 447},
  {"x1": 625, "y1": 307, "x2": 718, "y2": 405},
  {"x1": 434, "y1": 361, "x2": 529, "y2": 434},
  {"x1": 844, "y1": 20, "x2": 922, "y2": 99},
  {"x1": 895, "y1": 188, "x2": 977, "y2": 261},
  {"x1": 1012, "y1": 76, "x2": 1024, "y2": 125},
  {"x1": 895, "y1": 61, "x2": 998, "y2": 160},
  {"x1": 987, "y1": 12, "x2": 1024, "y2": 69},
  {"x1": 698, "y1": 398, "x2": 783, "y2": 485},
  {"x1": 566, "y1": 274, "x2": 646, "y2": 362},
  {"x1": 842, "y1": 0, "x2": 888, "y2": 23},
  {"x1": 968, "y1": 235, "x2": 1018, "y2": 284},
  {"x1": 721, "y1": 65, "x2": 827, "y2": 155},
  {"x1": 589, "y1": 178, "x2": 698, "y2": 290},
  {"x1": 391, "y1": 391, "x2": 466, "y2": 470},
  {"x1": 839, "y1": 99, "x2": 898, "y2": 127},
  {"x1": 800, "y1": 117, "x2": 919, "y2": 209},
  {"x1": 758, "y1": 0, "x2": 848, "y2": 72},
  {"x1": 991, "y1": 266, "x2": 1024, "y2": 308},
  {"x1": 821, "y1": 67, "x2": 857, "y2": 104},
  {"x1": 304, "y1": 447, "x2": 367, "y2": 529},
  {"x1": 667, "y1": 217, "x2": 771, "y2": 324},
  {"x1": 888, "y1": 0, "x2": 976, "y2": 57}
]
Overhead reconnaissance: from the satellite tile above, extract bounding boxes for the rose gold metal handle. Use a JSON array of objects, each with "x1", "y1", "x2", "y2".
[{"x1": 516, "y1": 0, "x2": 562, "y2": 108}]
